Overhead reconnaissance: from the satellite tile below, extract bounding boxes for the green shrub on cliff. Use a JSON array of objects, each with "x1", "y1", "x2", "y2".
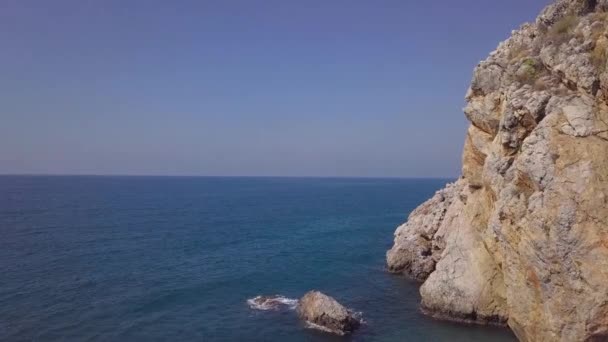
[
  {"x1": 516, "y1": 58, "x2": 542, "y2": 85},
  {"x1": 591, "y1": 40, "x2": 608, "y2": 72},
  {"x1": 548, "y1": 15, "x2": 579, "y2": 44}
]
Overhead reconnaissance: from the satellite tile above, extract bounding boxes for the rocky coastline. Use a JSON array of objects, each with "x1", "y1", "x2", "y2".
[{"x1": 387, "y1": 0, "x2": 608, "y2": 341}]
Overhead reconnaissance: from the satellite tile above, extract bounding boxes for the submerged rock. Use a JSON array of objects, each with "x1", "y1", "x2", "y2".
[
  {"x1": 296, "y1": 291, "x2": 360, "y2": 335},
  {"x1": 388, "y1": 0, "x2": 608, "y2": 340},
  {"x1": 247, "y1": 295, "x2": 298, "y2": 311}
]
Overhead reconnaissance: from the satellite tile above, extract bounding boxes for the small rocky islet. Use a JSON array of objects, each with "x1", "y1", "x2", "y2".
[
  {"x1": 248, "y1": 291, "x2": 361, "y2": 336},
  {"x1": 297, "y1": 291, "x2": 361, "y2": 336}
]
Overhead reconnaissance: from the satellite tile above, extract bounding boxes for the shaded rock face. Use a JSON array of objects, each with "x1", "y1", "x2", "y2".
[
  {"x1": 387, "y1": 0, "x2": 608, "y2": 341},
  {"x1": 297, "y1": 291, "x2": 360, "y2": 335}
]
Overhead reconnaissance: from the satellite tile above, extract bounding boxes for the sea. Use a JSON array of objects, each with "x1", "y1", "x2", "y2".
[{"x1": 0, "y1": 176, "x2": 515, "y2": 341}]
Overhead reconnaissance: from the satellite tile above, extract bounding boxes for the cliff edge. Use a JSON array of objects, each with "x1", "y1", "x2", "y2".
[{"x1": 387, "y1": 0, "x2": 608, "y2": 341}]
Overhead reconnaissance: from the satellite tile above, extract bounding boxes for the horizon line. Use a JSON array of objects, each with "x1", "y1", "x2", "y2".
[{"x1": 0, "y1": 173, "x2": 458, "y2": 180}]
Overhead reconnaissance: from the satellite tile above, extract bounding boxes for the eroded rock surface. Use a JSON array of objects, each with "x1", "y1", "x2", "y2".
[
  {"x1": 297, "y1": 291, "x2": 360, "y2": 335},
  {"x1": 387, "y1": 0, "x2": 608, "y2": 341}
]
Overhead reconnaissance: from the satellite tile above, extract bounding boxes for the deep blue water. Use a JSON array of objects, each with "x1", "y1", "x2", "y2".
[{"x1": 0, "y1": 176, "x2": 515, "y2": 341}]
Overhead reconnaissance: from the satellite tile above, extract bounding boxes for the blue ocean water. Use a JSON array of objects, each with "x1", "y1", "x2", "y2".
[{"x1": 0, "y1": 176, "x2": 515, "y2": 341}]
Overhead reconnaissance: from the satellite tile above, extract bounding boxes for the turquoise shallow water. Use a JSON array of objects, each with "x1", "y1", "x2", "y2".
[{"x1": 0, "y1": 176, "x2": 515, "y2": 341}]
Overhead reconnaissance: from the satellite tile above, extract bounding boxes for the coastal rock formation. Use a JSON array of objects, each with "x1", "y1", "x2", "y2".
[
  {"x1": 388, "y1": 0, "x2": 608, "y2": 341},
  {"x1": 297, "y1": 291, "x2": 361, "y2": 335}
]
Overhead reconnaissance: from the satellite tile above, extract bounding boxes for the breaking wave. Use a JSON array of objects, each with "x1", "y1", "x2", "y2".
[{"x1": 247, "y1": 295, "x2": 299, "y2": 311}]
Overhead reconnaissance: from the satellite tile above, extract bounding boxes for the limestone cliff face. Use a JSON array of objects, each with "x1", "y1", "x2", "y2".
[{"x1": 387, "y1": 1, "x2": 608, "y2": 341}]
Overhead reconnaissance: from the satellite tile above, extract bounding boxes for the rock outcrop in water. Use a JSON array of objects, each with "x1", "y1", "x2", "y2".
[
  {"x1": 247, "y1": 295, "x2": 299, "y2": 311},
  {"x1": 297, "y1": 291, "x2": 361, "y2": 335},
  {"x1": 388, "y1": 0, "x2": 608, "y2": 341}
]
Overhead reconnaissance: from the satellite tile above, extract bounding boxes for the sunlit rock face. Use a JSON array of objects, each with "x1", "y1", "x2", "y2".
[
  {"x1": 296, "y1": 291, "x2": 361, "y2": 335},
  {"x1": 388, "y1": 0, "x2": 608, "y2": 340}
]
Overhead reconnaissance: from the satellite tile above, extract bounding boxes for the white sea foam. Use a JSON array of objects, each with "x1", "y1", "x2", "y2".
[
  {"x1": 247, "y1": 295, "x2": 298, "y2": 311},
  {"x1": 303, "y1": 311, "x2": 365, "y2": 335},
  {"x1": 303, "y1": 321, "x2": 341, "y2": 335},
  {"x1": 349, "y1": 310, "x2": 365, "y2": 324}
]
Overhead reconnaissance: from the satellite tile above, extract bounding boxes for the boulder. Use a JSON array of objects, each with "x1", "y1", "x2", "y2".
[{"x1": 296, "y1": 291, "x2": 360, "y2": 335}]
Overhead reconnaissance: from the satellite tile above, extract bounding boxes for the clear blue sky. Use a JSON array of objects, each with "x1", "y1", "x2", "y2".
[{"x1": 0, "y1": 0, "x2": 549, "y2": 177}]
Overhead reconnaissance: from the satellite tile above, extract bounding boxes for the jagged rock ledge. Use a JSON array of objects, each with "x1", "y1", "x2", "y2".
[
  {"x1": 387, "y1": 0, "x2": 608, "y2": 341},
  {"x1": 419, "y1": 305, "x2": 507, "y2": 327}
]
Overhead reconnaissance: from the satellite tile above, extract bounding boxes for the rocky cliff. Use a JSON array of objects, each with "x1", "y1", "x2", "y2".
[{"x1": 387, "y1": 0, "x2": 608, "y2": 341}]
